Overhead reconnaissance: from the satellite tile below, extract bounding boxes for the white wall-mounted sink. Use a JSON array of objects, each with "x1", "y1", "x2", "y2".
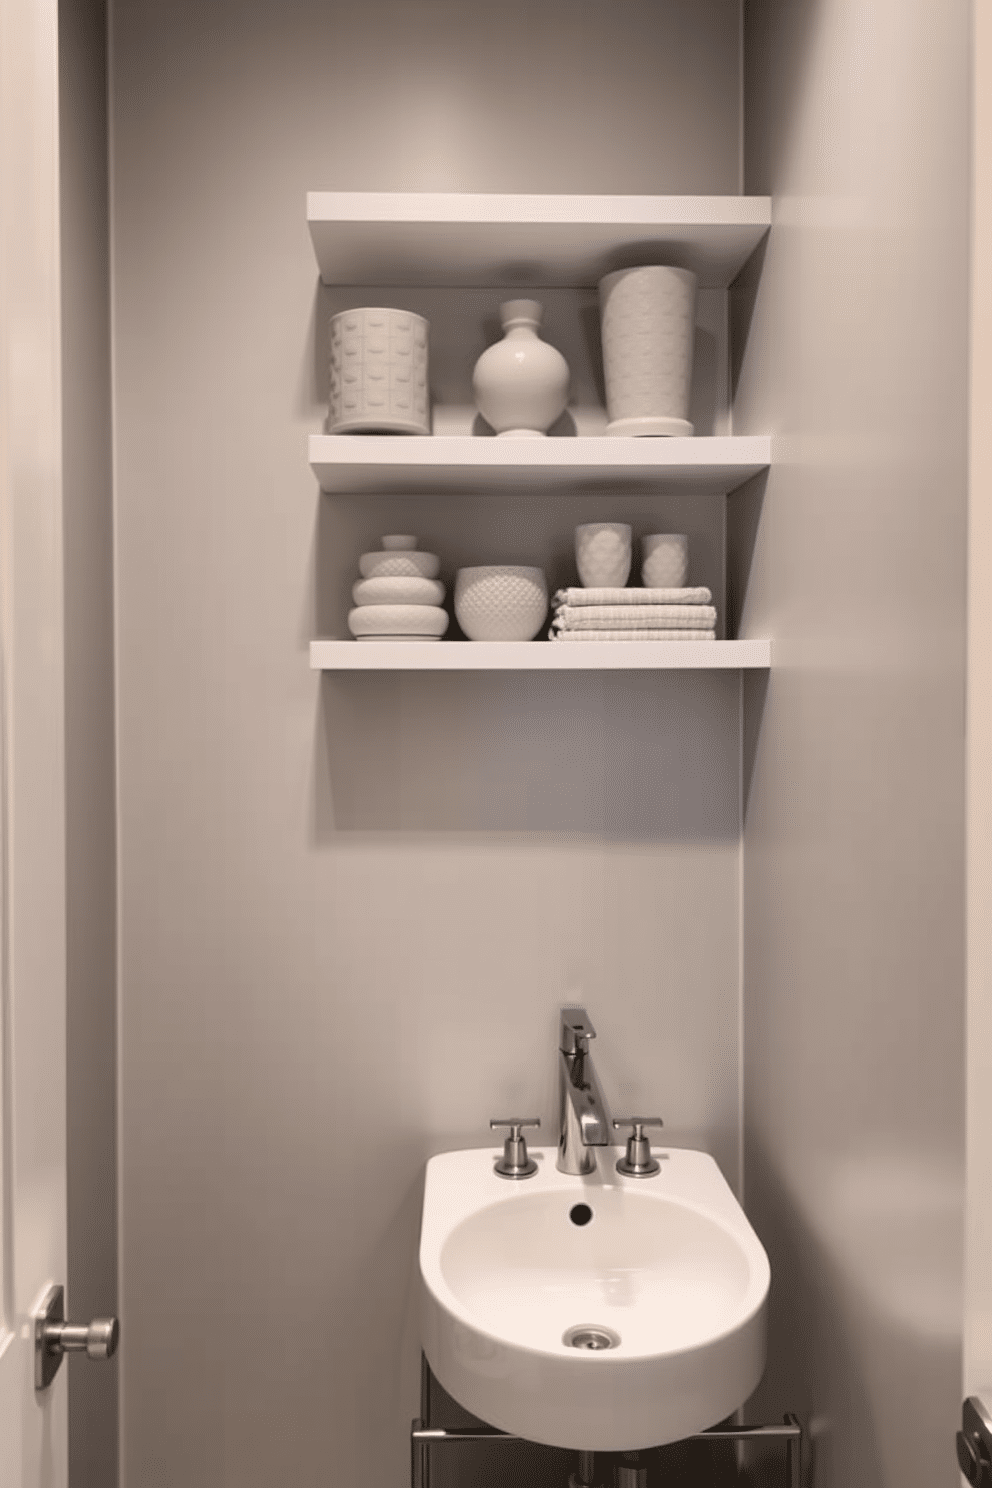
[{"x1": 419, "y1": 1146, "x2": 770, "y2": 1451}]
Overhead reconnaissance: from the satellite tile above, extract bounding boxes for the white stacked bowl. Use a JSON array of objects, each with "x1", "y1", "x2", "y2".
[{"x1": 349, "y1": 535, "x2": 449, "y2": 641}]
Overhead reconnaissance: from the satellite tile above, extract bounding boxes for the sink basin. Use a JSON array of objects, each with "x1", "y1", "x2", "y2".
[{"x1": 419, "y1": 1145, "x2": 770, "y2": 1451}]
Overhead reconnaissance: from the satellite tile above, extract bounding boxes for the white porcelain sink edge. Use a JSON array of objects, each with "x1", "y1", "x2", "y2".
[{"x1": 420, "y1": 1145, "x2": 770, "y2": 1452}]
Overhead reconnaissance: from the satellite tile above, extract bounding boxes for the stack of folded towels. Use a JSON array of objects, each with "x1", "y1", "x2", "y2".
[{"x1": 549, "y1": 586, "x2": 717, "y2": 641}]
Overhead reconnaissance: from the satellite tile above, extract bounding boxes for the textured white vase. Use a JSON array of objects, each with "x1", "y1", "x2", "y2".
[
  {"x1": 455, "y1": 566, "x2": 548, "y2": 641},
  {"x1": 599, "y1": 267, "x2": 697, "y2": 437},
  {"x1": 472, "y1": 301, "x2": 569, "y2": 438},
  {"x1": 575, "y1": 523, "x2": 632, "y2": 587},
  {"x1": 328, "y1": 308, "x2": 430, "y2": 434},
  {"x1": 641, "y1": 533, "x2": 689, "y2": 588}
]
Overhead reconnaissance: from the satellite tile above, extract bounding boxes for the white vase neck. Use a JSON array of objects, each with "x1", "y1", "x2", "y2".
[{"x1": 500, "y1": 299, "x2": 543, "y2": 334}]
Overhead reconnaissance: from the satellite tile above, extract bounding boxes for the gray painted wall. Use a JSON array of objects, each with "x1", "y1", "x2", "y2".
[
  {"x1": 108, "y1": 1, "x2": 745, "y2": 1483},
  {"x1": 735, "y1": 1, "x2": 968, "y2": 1484},
  {"x1": 59, "y1": 0, "x2": 119, "y2": 1481}
]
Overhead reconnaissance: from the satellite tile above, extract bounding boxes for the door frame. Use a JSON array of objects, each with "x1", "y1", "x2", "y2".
[
  {"x1": 965, "y1": 0, "x2": 992, "y2": 1405},
  {"x1": 0, "y1": 0, "x2": 70, "y2": 1480}
]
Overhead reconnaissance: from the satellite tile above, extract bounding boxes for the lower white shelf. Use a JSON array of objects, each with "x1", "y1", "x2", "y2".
[{"x1": 310, "y1": 639, "x2": 771, "y2": 671}]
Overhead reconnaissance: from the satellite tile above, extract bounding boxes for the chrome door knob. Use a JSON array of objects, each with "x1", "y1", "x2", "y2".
[
  {"x1": 33, "y1": 1284, "x2": 119, "y2": 1389},
  {"x1": 47, "y1": 1316, "x2": 119, "y2": 1360}
]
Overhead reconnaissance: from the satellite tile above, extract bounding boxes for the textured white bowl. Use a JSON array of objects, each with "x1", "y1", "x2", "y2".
[
  {"x1": 348, "y1": 604, "x2": 449, "y2": 639},
  {"x1": 599, "y1": 266, "x2": 697, "y2": 437},
  {"x1": 328, "y1": 307, "x2": 430, "y2": 435},
  {"x1": 642, "y1": 533, "x2": 689, "y2": 588},
  {"x1": 359, "y1": 549, "x2": 441, "y2": 580},
  {"x1": 352, "y1": 575, "x2": 445, "y2": 607},
  {"x1": 575, "y1": 522, "x2": 632, "y2": 587},
  {"x1": 454, "y1": 566, "x2": 548, "y2": 641}
]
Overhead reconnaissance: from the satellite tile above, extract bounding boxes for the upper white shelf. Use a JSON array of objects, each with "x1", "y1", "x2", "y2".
[
  {"x1": 307, "y1": 193, "x2": 771, "y2": 289},
  {"x1": 309, "y1": 434, "x2": 771, "y2": 496},
  {"x1": 311, "y1": 639, "x2": 771, "y2": 671}
]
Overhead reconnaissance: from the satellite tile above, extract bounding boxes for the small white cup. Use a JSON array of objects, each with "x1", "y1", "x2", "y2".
[
  {"x1": 575, "y1": 523, "x2": 632, "y2": 588},
  {"x1": 642, "y1": 533, "x2": 689, "y2": 589}
]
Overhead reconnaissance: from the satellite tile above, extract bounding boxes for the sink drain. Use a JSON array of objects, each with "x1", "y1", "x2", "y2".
[{"x1": 562, "y1": 1325, "x2": 620, "y2": 1351}]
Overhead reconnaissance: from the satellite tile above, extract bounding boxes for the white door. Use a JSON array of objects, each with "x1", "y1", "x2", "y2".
[{"x1": 0, "y1": 0, "x2": 70, "y2": 1481}]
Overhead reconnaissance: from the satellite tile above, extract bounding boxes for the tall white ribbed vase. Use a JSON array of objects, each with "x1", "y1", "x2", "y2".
[
  {"x1": 598, "y1": 266, "x2": 697, "y2": 436},
  {"x1": 472, "y1": 300, "x2": 570, "y2": 437}
]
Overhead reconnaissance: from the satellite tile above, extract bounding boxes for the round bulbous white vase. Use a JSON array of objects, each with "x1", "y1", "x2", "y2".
[{"x1": 472, "y1": 301, "x2": 570, "y2": 438}]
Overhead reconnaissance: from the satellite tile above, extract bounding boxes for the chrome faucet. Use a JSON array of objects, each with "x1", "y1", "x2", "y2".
[{"x1": 557, "y1": 1007, "x2": 611, "y2": 1175}]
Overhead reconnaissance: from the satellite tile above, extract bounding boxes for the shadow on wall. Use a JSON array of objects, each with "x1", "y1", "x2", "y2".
[
  {"x1": 728, "y1": 233, "x2": 769, "y2": 409},
  {"x1": 741, "y1": 668, "x2": 770, "y2": 826},
  {"x1": 725, "y1": 467, "x2": 766, "y2": 642},
  {"x1": 741, "y1": 0, "x2": 826, "y2": 198},
  {"x1": 743, "y1": 1138, "x2": 962, "y2": 1488},
  {"x1": 310, "y1": 668, "x2": 741, "y2": 839}
]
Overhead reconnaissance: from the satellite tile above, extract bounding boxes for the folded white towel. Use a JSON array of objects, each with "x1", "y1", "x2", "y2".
[
  {"x1": 550, "y1": 629, "x2": 717, "y2": 642},
  {"x1": 553, "y1": 586, "x2": 713, "y2": 607},
  {"x1": 553, "y1": 604, "x2": 717, "y2": 631}
]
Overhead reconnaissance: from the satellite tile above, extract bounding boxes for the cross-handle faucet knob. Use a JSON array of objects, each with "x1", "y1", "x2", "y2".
[
  {"x1": 613, "y1": 1117, "x2": 664, "y2": 1178},
  {"x1": 491, "y1": 1117, "x2": 540, "y2": 1179}
]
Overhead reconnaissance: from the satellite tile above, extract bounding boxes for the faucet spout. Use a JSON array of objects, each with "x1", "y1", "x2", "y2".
[{"x1": 557, "y1": 1008, "x2": 611, "y2": 1175}]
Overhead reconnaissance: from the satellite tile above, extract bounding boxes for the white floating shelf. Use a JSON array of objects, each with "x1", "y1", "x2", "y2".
[
  {"x1": 307, "y1": 193, "x2": 771, "y2": 289},
  {"x1": 309, "y1": 434, "x2": 771, "y2": 496},
  {"x1": 310, "y1": 639, "x2": 771, "y2": 671}
]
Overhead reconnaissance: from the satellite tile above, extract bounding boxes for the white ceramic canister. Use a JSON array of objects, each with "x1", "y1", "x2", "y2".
[
  {"x1": 598, "y1": 266, "x2": 697, "y2": 436},
  {"x1": 328, "y1": 308, "x2": 430, "y2": 434},
  {"x1": 472, "y1": 301, "x2": 570, "y2": 437}
]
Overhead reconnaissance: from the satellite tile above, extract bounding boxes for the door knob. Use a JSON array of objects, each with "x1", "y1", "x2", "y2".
[
  {"x1": 33, "y1": 1283, "x2": 119, "y2": 1390},
  {"x1": 958, "y1": 1398, "x2": 992, "y2": 1487}
]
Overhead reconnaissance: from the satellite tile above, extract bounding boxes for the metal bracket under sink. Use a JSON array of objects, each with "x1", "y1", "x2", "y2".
[{"x1": 412, "y1": 1355, "x2": 801, "y2": 1488}]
